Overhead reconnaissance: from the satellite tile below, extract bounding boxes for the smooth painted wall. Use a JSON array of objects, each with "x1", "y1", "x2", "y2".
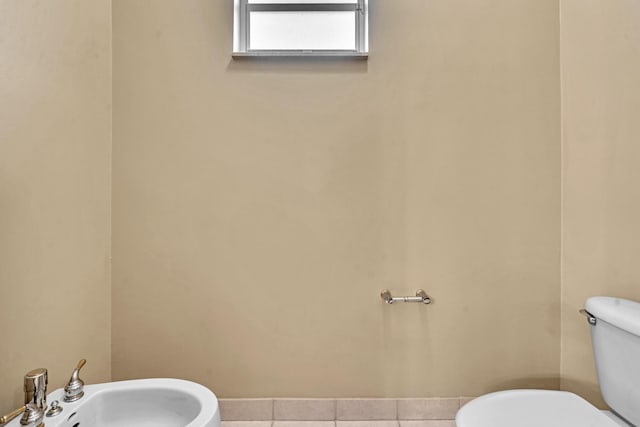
[
  {"x1": 0, "y1": 0, "x2": 112, "y2": 414},
  {"x1": 7, "y1": 0, "x2": 640, "y2": 407},
  {"x1": 112, "y1": 0, "x2": 561, "y2": 397},
  {"x1": 560, "y1": 0, "x2": 640, "y2": 406}
]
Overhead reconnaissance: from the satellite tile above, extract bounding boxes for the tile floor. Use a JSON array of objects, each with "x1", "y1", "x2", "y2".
[
  {"x1": 219, "y1": 398, "x2": 473, "y2": 427},
  {"x1": 222, "y1": 422, "x2": 456, "y2": 427}
]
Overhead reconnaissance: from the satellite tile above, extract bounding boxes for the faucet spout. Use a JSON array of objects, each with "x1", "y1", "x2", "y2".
[{"x1": 23, "y1": 369, "x2": 47, "y2": 409}]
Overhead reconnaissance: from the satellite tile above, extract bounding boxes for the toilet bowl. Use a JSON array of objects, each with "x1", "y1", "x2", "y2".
[
  {"x1": 456, "y1": 297, "x2": 640, "y2": 427},
  {"x1": 456, "y1": 389, "x2": 624, "y2": 427}
]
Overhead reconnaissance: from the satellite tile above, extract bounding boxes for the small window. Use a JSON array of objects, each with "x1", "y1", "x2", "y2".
[{"x1": 233, "y1": 0, "x2": 368, "y2": 57}]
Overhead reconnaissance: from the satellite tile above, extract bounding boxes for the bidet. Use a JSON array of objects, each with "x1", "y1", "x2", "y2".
[{"x1": 4, "y1": 378, "x2": 220, "y2": 427}]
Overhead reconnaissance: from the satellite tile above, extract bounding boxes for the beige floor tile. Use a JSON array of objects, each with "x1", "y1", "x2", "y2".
[
  {"x1": 222, "y1": 422, "x2": 273, "y2": 427},
  {"x1": 273, "y1": 422, "x2": 336, "y2": 427},
  {"x1": 219, "y1": 399, "x2": 273, "y2": 421},
  {"x1": 336, "y1": 422, "x2": 399, "y2": 427},
  {"x1": 274, "y1": 399, "x2": 336, "y2": 421},
  {"x1": 397, "y1": 399, "x2": 459, "y2": 420},
  {"x1": 337, "y1": 399, "x2": 397, "y2": 421},
  {"x1": 399, "y1": 421, "x2": 456, "y2": 427}
]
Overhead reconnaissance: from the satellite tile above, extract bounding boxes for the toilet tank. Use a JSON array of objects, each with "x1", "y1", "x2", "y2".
[{"x1": 586, "y1": 296, "x2": 640, "y2": 427}]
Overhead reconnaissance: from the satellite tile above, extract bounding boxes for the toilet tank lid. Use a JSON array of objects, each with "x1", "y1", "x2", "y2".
[{"x1": 586, "y1": 296, "x2": 640, "y2": 337}]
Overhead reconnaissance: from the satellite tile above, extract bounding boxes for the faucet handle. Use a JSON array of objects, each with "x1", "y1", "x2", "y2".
[
  {"x1": 64, "y1": 359, "x2": 87, "y2": 402},
  {"x1": 74, "y1": 359, "x2": 87, "y2": 372},
  {"x1": 0, "y1": 406, "x2": 25, "y2": 425}
]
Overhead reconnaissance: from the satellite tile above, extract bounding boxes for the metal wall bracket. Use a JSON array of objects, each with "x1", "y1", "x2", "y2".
[{"x1": 381, "y1": 289, "x2": 432, "y2": 305}]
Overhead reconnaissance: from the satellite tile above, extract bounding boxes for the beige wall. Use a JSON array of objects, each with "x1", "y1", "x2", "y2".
[
  {"x1": 0, "y1": 0, "x2": 112, "y2": 414},
  {"x1": 560, "y1": 0, "x2": 640, "y2": 406},
  {"x1": 112, "y1": 0, "x2": 561, "y2": 397},
  {"x1": 9, "y1": 0, "x2": 640, "y2": 407}
]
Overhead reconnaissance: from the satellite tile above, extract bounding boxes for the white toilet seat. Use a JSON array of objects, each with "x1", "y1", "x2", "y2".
[{"x1": 456, "y1": 389, "x2": 623, "y2": 427}]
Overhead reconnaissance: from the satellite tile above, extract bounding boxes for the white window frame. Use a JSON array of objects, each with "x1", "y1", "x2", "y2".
[{"x1": 233, "y1": 0, "x2": 368, "y2": 57}]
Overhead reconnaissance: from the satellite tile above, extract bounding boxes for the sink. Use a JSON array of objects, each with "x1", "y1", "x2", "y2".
[{"x1": 7, "y1": 378, "x2": 220, "y2": 427}]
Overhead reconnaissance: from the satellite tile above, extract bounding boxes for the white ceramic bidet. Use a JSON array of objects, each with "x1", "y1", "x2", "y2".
[{"x1": 5, "y1": 378, "x2": 220, "y2": 427}]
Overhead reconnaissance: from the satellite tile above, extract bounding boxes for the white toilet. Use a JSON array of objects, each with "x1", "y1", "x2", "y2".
[{"x1": 456, "y1": 296, "x2": 640, "y2": 427}]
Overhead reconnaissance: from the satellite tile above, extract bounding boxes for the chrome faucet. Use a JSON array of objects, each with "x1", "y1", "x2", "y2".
[
  {"x1": 0, "y1": 368, "x2": 47, "y2": 427},
  {"x1": 0, "y1": 359, "x2": 87, "y2": 427},
  {"x1": 22, "y1": 368, "x2": 47, "y2": 426}
]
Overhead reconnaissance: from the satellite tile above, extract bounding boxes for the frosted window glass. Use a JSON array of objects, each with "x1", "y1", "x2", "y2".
[
  {"x1": 249, "y1": 11, "x2": 356, "y2": 50},
  {"x1": 249, "y1": 0, "x2": 356, "y2": 3}
]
